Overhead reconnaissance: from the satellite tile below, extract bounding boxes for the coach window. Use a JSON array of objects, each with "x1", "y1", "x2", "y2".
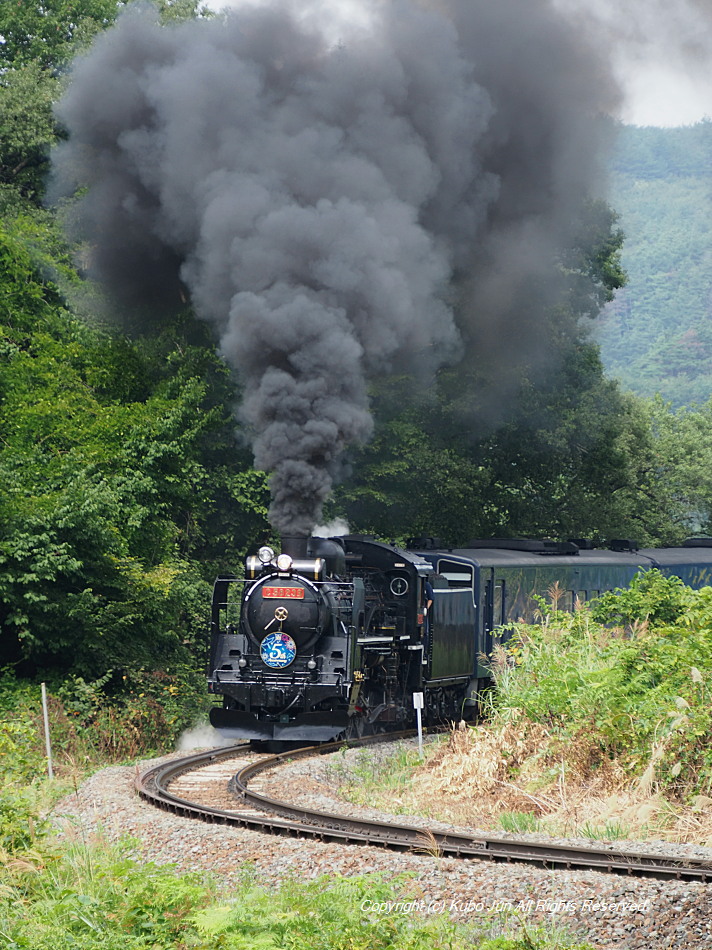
[
  {"x1": 493, "y1": 580, "x2": 506, "y2": 626},
  {"x1": 436, "y1": 560, "x2": 474, "y2": 590}
]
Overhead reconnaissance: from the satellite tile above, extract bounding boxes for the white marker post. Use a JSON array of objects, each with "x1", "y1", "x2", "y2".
[
  {"x1": 41, "y1": 683, "x2": 54, "y2": 780},
  {"x1": 413, "y1": 691, "x2": 424, "y2": 759}
]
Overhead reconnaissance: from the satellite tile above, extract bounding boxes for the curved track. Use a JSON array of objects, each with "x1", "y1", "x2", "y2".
[{"x1": 136, "y1": 737, "x2": 712, "y2": 883}]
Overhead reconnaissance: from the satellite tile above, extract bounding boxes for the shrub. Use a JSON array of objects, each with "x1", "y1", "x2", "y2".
[
  {"x1": 0, "y1": 784, "x2": 46, "y2": 851},
  {"x1": 492, "y1": 576, "x2": 712, "y2": 797},
  {"x1": 0, "y1": 666, "x2": 213, "y2": 782},
  {"x1": 590, "y1": 569, "x2": 692, "y2": 628}
]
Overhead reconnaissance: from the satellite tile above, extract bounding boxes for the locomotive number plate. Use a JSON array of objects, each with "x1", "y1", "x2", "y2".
[{"x1": 262, "y1": 586, "x2": 305, "y2": 599}]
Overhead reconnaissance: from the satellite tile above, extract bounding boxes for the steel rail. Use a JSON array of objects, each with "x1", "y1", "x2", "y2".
[{"x1": 136, "y1": 737, "x2": 712, "y2": 882}]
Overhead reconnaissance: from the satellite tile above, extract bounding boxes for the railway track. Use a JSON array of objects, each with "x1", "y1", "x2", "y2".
[{"x1": 136, "y1": 735, "x2": 712, "y2": 883}]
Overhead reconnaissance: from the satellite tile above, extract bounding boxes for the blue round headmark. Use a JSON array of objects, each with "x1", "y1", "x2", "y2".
[{"x1": 260, "y1": 632, "x2": 297, "y2": 669}]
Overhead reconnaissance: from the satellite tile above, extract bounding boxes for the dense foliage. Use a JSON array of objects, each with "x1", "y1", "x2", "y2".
[
  {"x1": 0, "y1": 2, "x2": 272, "y2": 680},
  {"x1": 0, "y1": 214, "x2": 270, "y2": 676},
  {"x1": 494, "y1": 571, "x2": 712, "y2": 800},
  {"x1": 599, "y1": 121, "x2": 712, "y2": 406}
]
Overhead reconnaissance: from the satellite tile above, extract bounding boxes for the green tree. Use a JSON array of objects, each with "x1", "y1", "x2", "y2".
[
  {"x1": 336, "y1": 347, "x2": 678, "y2": 546},
  {"x1": 560, "y1": 198, "x2": 626, "y2": 319},
  {"x1": 0, "y1": 0, "x2": 209, "y2": 70},
  {"x1": 0, "y1": 0, "x2": 258, "y2": 683},
  {"x1": 0, "y1": 1, "x2": 209, "y2": 207},
  {"x1": 638, "y1": 396, "x2": 712, "y2": 539},
  {"x1": 334, "y1": 378, "x2": 490, "y2": 544},
  {"x1": 0, "y1": 221, "x2": 269, "y2": 676},
  {"x1": 0, "y1": 0, "x2": 121, "y2": 69},
  {"x1": 0, "y1": 64, "x2": 56, "y2": 201}
]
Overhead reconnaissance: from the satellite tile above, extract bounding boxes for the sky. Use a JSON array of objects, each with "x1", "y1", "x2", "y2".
[
  {"x1": 552, "y1": 0, "x2": 712, "y2": 127},
  {"x1": 203, "y1": 0, "x2": 712, "y2": 127}
]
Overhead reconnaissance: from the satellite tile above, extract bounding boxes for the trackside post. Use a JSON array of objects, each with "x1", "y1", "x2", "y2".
[
  {"x1": 41, "y1": 683, "x2": 54, "y2": 780},
  {"x1": 413, "y1": 691, "x2": 424, "y2": 758}
]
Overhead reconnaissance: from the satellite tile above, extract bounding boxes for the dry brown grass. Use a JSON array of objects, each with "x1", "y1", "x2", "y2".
[
  {"x1": 371, "y1": 721, "x2": 712, "y2": 845},
  {"x1": 413, "y1": 829, "x2": 443, "y2": 858}
]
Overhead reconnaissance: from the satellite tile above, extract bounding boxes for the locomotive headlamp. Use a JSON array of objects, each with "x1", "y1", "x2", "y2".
[
  {"x1": 307, "y1": 658, "x2": 317, "y2": 670},
  {"x1": 238, "y1": 657, "x2": 248, "y2": 668},
  {"x1": 258, "y1": 546, "x2": 275, "y2": 564},
  {"x1": 276, "y1": 553, "x2": 293, "y2": 572}
]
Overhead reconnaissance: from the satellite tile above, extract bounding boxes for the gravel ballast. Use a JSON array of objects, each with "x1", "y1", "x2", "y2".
[{"x1": 52, "y1": 747, "x2": 712, "y2": 950}]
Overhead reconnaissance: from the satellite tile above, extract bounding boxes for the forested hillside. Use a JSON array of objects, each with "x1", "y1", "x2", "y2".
[{"x1": 598, "y1": 121, "x2": 712, "y2": 406}]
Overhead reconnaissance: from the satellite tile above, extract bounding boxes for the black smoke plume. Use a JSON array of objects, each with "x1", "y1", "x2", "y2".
[{"x1": 52, "y1": 0, "x2": 620, "y2": 534}]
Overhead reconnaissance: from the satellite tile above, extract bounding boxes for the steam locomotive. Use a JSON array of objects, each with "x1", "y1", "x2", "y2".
[{"x1": 207, "y1": 535, "x2": 712, "y2": 744}]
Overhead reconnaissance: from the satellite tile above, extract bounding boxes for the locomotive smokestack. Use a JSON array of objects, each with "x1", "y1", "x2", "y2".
[{"x1": 281, "y1": 535, "x2": 309, "y2": 559}]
